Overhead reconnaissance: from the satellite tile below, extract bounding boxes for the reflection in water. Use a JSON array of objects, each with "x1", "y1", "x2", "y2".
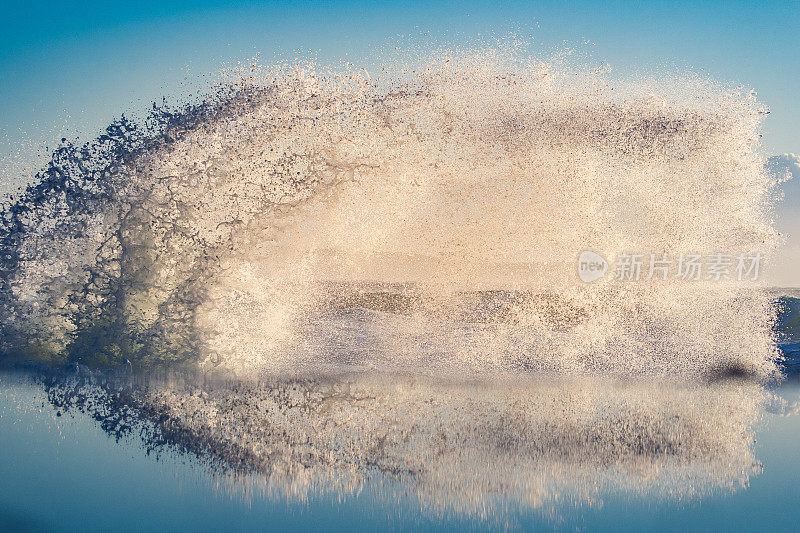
[{"x1": 40, "y1": 371, "x2": 766, "y2": 520}]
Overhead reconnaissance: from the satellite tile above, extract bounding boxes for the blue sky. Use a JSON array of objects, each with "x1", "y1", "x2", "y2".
[{"x1": 0, "y1": 0, "x2": 798, "y2": 187}]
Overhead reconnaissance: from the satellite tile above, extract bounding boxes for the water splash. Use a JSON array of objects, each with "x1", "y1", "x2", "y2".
[{"x1": 0, "y1": 48, "x2": 782, "y2": 379}]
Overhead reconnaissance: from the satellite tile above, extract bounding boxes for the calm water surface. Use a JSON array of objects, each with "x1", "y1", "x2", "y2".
[{"x1": 0, "y1": 371, "x2": 798, "y2": 532}]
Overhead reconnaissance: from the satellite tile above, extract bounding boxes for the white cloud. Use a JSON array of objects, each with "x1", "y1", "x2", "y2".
[
  {"x1": 767, "y1": 153, "x2": 800, "y2": 214},
  {"x1": 765, "y1": 154, "x2": 800, "y2": 287},
  {"x1": 766, "y1": 153, "x2": 800, "y2": 184}
]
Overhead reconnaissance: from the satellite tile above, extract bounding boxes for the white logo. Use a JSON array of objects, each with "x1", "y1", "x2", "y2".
[{"x1": 577, "y1": 250, "x2": 608, "y2": 283}]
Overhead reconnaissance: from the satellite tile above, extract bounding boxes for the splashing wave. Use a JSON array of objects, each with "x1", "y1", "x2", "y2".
[{"x1": 0, "y1": 49, "x2": 782, "y2": 379}]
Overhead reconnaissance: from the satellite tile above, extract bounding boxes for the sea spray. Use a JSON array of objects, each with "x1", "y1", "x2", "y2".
[{"x1": 0, "y1": 48, "x2": 782, "y2": 378}]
